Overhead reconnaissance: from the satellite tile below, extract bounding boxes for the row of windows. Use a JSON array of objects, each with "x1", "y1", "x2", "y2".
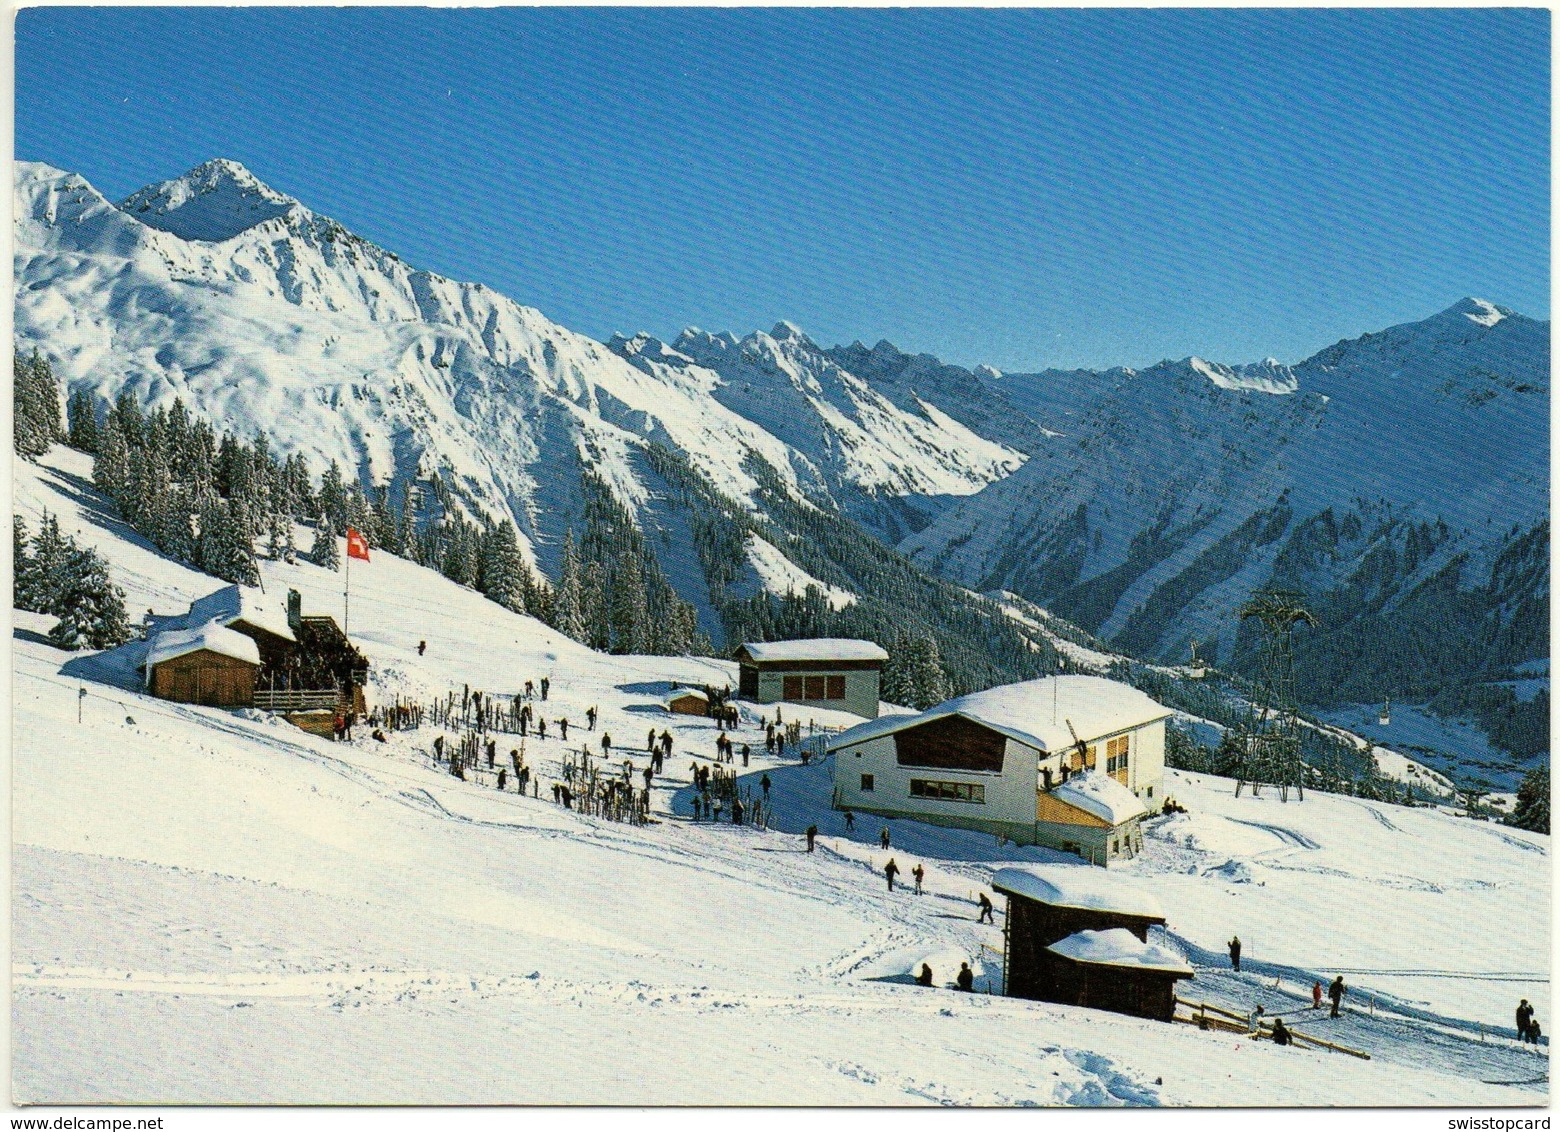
[
  {"x1": 783, "y1": 674, "x2": 847, "y2": 701},
  {"x1": 1106, "y1": 734, "x2": 1131, "y2": 775},
  {"x1": 856, "y1": 774, "x2": 985, "y2": 804}
]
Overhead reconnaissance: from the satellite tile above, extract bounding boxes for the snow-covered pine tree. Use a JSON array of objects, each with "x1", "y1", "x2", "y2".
[
  {"x1": 554, "y1": 531, "x2": 587, "y2": 641},
  {"x1": 13, "y1": 515, "x2": 39, "y2": 612},
  {"x1": 582, "y1": 560, "x2": 611, "y2": 651},
  {"x1": 610, "y1": 546, "x2": 648, "y2": 654},
  {"x1": 312, "y1": 514, "x2": 341, "y2": 571},
  {"x1": 479, "y1": 520, "x2": 528, "y2": 614},
  {"x1": 318, "y1": 461, "x2": 349, "y2": 531},
  {"x1": 27, "y1": 511, "x2": 75, "y2": 616},
  {"x1": 47, "y1": 544, "x2": 131, "y2": 651},
  {"x1": 66, "y1": 390, "x2": 99, "y2": 452},
  {"x1": 905, "y1": 632, "x2": 948, "y2": 709}
]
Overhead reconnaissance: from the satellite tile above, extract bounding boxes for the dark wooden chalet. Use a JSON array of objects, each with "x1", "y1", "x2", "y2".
[{"x1": 1044, "y1": 929, "x2": 1193, "y2": 1021}]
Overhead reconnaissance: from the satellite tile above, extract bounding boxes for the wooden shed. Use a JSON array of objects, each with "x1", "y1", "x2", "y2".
[
  {"x1": 663, "y1": 688, "x2": 710, "y2": 716},
  {"x1": 734, "y1": 639, "x2": 887, "y2": 719},
  {"x1": 1044, "y1": 929, "x2": 1193, "y2": 1021},
  {"x1": 142, "y1": 621, "x2": 263, "y2": 707},
  {"x1": 991, "y1": 865, "x2": 1171, "y2": 1006}
]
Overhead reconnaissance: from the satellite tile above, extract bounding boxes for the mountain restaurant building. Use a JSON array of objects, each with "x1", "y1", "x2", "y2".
[
  {"x1": 826, "y1": 676, "x2": 1170, "y2": 863},
  {"x1": 735, "y1": 639, "x2": 887, "y2": 720},
  {"x1": 992, "y1": 865, "x2": 1190, "y2": 1021}
]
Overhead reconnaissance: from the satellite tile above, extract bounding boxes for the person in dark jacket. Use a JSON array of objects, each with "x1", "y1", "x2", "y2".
[
  {"x1": 884, "y1": 858, "x2": 899, "y2": 891},
  {"x1": 977, "y1": 892, "x2": 995, "y2": 923},
  {"x1": 559, "y1": 718, "x2": 569, "y2": 741},
  {"x1": 844, "y1": 810, "x2": 855, "y2": 831},
  {"x1": 912, "y1": 864, "x2": 925, "y2": 894},
  {"x1": 1518, "y1": 999, "x2": 1534, "y2": 1042},
  {"x1": 806, "y1": 824, "x2": 818, "y2": 852},
  {"x1": 1329, "y1": 975, "x2": 1345, "y2": 1017},
  {"x1": 956, "y1": 963, "x2": 974, "y2": 992},
  {"x1": 587, "y1": 706, "x2": 597, "y2": 731},
  {"x1": 916, "y1": 964, "x2": 933, "y2": 988},
  {"x1": 1271, "y1": 1018, "x2": 1293, "y2": 1046},
  {"x1": 761, "y1": 773, "x2": 772, "y2": 799},
  {"x1": 1229, "y1": 936, "x2": 1242, "y2": 972},
  {"x1": 417, "y1": 640, "x2": 426, "y2": 656},
  {"x1": 540, "y1": 677, "x2": 549, "y2": 701},
  {"x1": 648, "y1": 728, "x2": 658, "y2": 752},
  {"x1": 880, "y1": 827, "x2": 891, "y2": 850}
]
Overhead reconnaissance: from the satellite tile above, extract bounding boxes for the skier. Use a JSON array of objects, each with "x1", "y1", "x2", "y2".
[
  {"x1": 956, "y1": 963, "x2": 974, "y2": 992},
  {"x1": 806, "y1": 824, "x2": 818, "y2": 852},
  {"x1": 1271, "y1": 1018, "x2": 1293, "y2": 1046},
  {"x1": 587, "y1": 706, "x2": 597, "y2": 731},
  {"x1": 601, "y1": 733, "x2": 612, "y2": 756},
  {"x1": 761, "y1": 773, "x2": 772, "y2": 799},
  {"x1": 1517, "y1": 999, "x2": 1533, "y2": 1042},
  {"x1": 525, "y1": 679, "x2": 534, "y2": 699},
  {"x1": 766, "y1": 734, "x2": 776, "y2": 756},
  {"x1": 648, "y1": 728, "x2": 658, "y2": 752},
  {"x1": 884, "y1": 858, "x2": 899, "y2": 892},
  {"x1": 1312, "y1": 981, "x2": 1323, "y2": 1010},
  {"x1": 844, "y1": 810, "x2": 855, "y2": 832},
  {"x1": 1229, "y1": 936, "x2": 1242, "y2": 972},
  {"x1": 540, "y1": 677, "x2": 549, "y2": 701},
  {"x1": 1329, "y1": 975, "x2": 1346, "y2": 1018},
  {"x1": 498, "y1": 769, "x2": 508, "y2": 791},
  {"x1": 1530, "y1": 1017, "x2": 1543, "y2": 1046},
  {"x1": 880, "y1": 827, "x2": 891, "y2": 850},
  {"x1": 912, "y1": 864, "x2": 924, "y2": 894},
  {"x1": 661, "y1": 730, "x2": 673, "y2": 756},
  {"x1": 977, "y1": 893, "x2": 994, "y2": 924},
  {"x1": 433, "y1": 734, "x2": 445, "y2": 761},
  {"x1": 538, "y1": 718, "x2": 547, "y2": 739},
  {"x1": 742, "y1": 745, "x2": 749, "y2": 767},
  {"x1": 917, "y1": 964, "x2": 934, "y2": 988},
  {"x1": 417, "y1": 640, "x2": 427, "y2": 656},
  {"x1": 552, "y1": 783, "x2": 561, "y2": 804},
  {"x1": 559, "y1": 718, "x2": 569, "y2": 741},
  {"x1": 732, "y1": 798, "x2": 744, "y2": 825}
]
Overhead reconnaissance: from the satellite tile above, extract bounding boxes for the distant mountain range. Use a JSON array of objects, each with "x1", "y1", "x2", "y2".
[{"x1": 14, "y1": 158, "x2": 1550, "y2": 754}]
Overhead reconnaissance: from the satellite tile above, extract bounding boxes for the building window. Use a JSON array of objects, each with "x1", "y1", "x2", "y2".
[
  {"x1": 861, "y1": 774, "x2": 875, "y2": 792},
  {"x1": 805, "y1": 675, "x2": 827, "y2": 700},
  {"x1": 908, "y1": 778, "x2": 986, "y2": 804},
  {"x1": 825, "y1": 675, "x2": 846, "y2": 699},
  {"x1": 783, "y1": 675, "x2": 805, "y2": 700},
  {"x1": 1106, "y1": 735, "x2": 1131, "y2": 775}
]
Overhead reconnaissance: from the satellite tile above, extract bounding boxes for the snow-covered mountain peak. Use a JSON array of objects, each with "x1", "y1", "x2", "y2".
[
  {"x1": 1179, "y1": 356, "x2": 1299, "y2": 395},
  {"x1": 606, "y1": 331, "x2": 694, "y2": 366},
  {"x1": 118, "y1": 158, "x2": 299, "y2": 243},
  {"x1": 1440, "y1": 296, "x2": 1511, "y2": 328},
  {"x1": 769, "y1": 319, "x2": 810, "y2": 342}
]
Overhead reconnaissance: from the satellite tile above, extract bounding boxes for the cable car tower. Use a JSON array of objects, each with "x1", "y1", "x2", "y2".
[{"x1": 1233, "y1": 589, "x2": 1316, "y2": 801}]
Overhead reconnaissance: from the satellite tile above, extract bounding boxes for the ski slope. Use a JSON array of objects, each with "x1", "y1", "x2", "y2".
[{"x1": 11, "y1": 449, "x2": 1548, "y2": 1105}]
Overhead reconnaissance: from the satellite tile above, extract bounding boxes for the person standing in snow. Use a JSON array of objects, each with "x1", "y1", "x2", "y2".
[
  {"x1": 766, "y1": 733, "x2": 776, "y2": 756},
  {"x1": 912, "y1": 864, "x2": 924, "y2": 895},
  {"x1": 844, "y1": 810, "x2": 855, "y2": 832},
  {"x1": 742, "y1": 745, "x2": 749, "y2": 767},
  {"x1": 417, "y1": 640, "x2": 427, "y2": 656},
  {"x1": 732, "y1": 798, "x2": 744, "y2": 825},
  {"x1": 884, "y1": 858, "x2": 899, "y2": 892},
  {"x1": 1518, "y1": 999, "x2": 1534, "y2": 1041},
  {"x1": 540, "y1": 676, "x2": 549, "y2": 701},
  {"x1": 497, "y1": 769, "x2": 508, "y2": 791},
  {"x1": 761, "y1": 773, "x2": 771, "y2": 799},
  {"x1": 880, "y1": 827, "x2": 891, "y2": 850},
  {"x1": 1329, "y1": 975, "x2": 1345, "y2": 1018},
  {"x1": 661, "y1": 730, "x2": 673, "y2": 757},
  {"x1": 916, "y1": 964, "x2": 934, "y2": 988},
  {"x1": 1312, "y1": 981, "x2": 1323, "y2": 1010},
  {"x1": 559, "y1": 717, "x2": 569, "y2": 741},
  {"x1": 806, "y1": 825, "x2": 818, "y2": 852},
  {"x1": 538, "y1": 718, "x2": 547, "y2": 740},
  {"x1": 601, "y1": 733, "x2": 612, "y2": 756},
  {"x1": 525, "y1": 679, "x2": 534, "y2": 699},
  {"x1": 956, "y1": 963, "x2": 974, "y2": 992},
  {"x1": 1271, "y1": 1018, "x2": 1293, "y2": 1046},
  {"x1": 587, "y1": 706, "x2": 597, "y2": 731},
  {"x1": 977, "y1": 893, "x2": 994, "y2": 924},
  {"x1": 1228, "y1": 936, "x2": 1242, "y2": 972}
]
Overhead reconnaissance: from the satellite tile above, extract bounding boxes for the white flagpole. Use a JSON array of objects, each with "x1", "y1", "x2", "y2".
[{"x1": 344, "y1": 534, "x2": 351, "y2": 639}]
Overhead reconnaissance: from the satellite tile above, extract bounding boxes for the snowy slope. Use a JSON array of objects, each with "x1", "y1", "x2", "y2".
[{"x1": 11, "y1": 448, "x2": 1546, "y2": 1105}]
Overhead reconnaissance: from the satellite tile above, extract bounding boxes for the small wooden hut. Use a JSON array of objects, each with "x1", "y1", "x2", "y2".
[
  {"x1": 992, "y1": 864, "x2": 1180, "y2": 1014},
  {"x1": 1044, "y1": 928, "x2": 1192, "y2": 1021},
  {"x1": 142, "y1": 621, "x2": 263, "y2": 707},
  {"x1": 663, "y1": 687, "x2": 710, "y2": 716}
]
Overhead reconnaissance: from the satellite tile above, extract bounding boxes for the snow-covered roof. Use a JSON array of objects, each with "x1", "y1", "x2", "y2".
[
  {"x1": 145, "y1": 619, "x2": 263, "y2": 672},
  {"x1": 1052, "y1": 771, "x2": 1150, "y2": 825},
  {"x1": 828, "y1": 675, "x2": 1170, "y2": 753},
  {"x1": 738, "y1": 638, "x2": 888, "y2": 664},
  {"x1": 1046, "y1": 929, "x2": 1193, "y2": 977},
  {"x1": 185, "y1": 584, "x2": 296, "y2": 643},
  {"x1": 991, "y1": 865, "x2": 1165, "y2": 920},
  {"x1": 663, "y1": 687, "x2": 709, "y2": 706}
]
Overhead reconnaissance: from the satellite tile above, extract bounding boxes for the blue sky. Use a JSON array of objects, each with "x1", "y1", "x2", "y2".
[{"x1": 16, "y1": 7, "x2": 1550, "y2": 372}]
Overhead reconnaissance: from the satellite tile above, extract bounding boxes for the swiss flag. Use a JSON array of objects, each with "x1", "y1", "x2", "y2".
[{"x1": 345, "y1": 527, "x2": 371, "y2": 562}]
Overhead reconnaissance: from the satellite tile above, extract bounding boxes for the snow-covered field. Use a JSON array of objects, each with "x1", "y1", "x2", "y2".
[{"x1": 11, "y1": 450, "x2": 1550, "y2": 1105}]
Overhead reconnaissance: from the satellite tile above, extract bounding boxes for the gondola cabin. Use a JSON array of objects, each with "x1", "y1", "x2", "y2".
[{"x1": 992, "y1": 865, "x2": 1187, "y2": 1020}]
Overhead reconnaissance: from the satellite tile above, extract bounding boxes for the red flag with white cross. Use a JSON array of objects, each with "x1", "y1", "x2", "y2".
[{"x1": 346, "y1": 527, "x2": 371, "y2": 562}]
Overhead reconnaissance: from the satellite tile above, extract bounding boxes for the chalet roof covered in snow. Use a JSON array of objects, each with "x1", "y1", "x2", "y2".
[
  {"x1": 1052, "y1": 771, "x2": 1151, "y2": 825},
  {"x1": 144, "y1": 620, "x2": 263, "y2": 673},
  {"x1": 991, "y1": 865, "x2": 1165, "y2": 921},
  {"x1": 662, "y1": 687, "x2": 709, "y2": 706},
  {"x1": 737, "y1": 638, "x2": 888, "y2": 664},
  {"x1": 828, "y1": 675, "x2": 1170, "y2": 753},
  {"x1": 1046, "y1": 929, "x2": 1193, "y2": 977},
  {"x1": 185, "y1": 583, "x2": 296, "y2": 643}
]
